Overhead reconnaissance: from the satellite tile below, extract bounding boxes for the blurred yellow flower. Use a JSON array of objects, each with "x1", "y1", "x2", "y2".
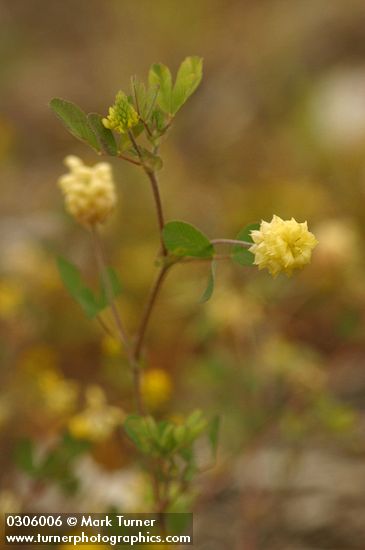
[
  {"x1": 249, "y1": 215, "x2": 318, "y2": 277},
  {"x1": 0, "y1": 280, "x2": 23, "y2": 318},
  {"x1": 58, "y1": 156, "x2": 117, "y2": 226},
  {"x1": 142, "y1": 369, "x2": 172, "y2": 410},
  {"x1": 68, "y1": 385, "x2": 124, "y2": 442},
  {"x1": 0, "y1": 490, "x2": 21, "y2": 515},
  {"x1": 37, "y1": 369, "x2": 78, "y2": 415},
  {"x1": 102, "y1": 91, "x2": 139, "y2": 134}
]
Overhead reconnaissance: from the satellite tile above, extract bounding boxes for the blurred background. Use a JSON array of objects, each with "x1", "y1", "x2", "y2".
[{"x1": 1, "y1": 0, "x2": 365, "y2": 548}]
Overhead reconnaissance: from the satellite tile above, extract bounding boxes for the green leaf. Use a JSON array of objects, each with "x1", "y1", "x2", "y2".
[
  {"x1": 99, "y1": 267, "x2": 123, "y2": 309},
  {"x1": 232, "y1": 222, "x2": 259, "y2": 266},
  {"x1": 208, "y1": 415, "x2": 220, "y2": 460},
  {"x1": 87, "y1": 112, "x2": 117, "y2": 155},
  {"x1": 163, "y1": 221, "x2": 213, "y2": 258},
  {"x1": 14, "y1": 439, "x2": 37, "y2": 476},
  {"x1": 172, "y1": 56, "x2": 203, "y2": 114},
  {"x1": 124, "y1": 415, "x2": 152, "y2": 454},
  {"x1": 49, "y1": 98, "x2": 100, "y2": 152},
  {"x1": 200, "y1": 261, "x2": 216, "y2": 303},
  {"x1": 131, "y1": 76, "x2": 159, "y2": 122},
  {"x1": 148, "y1": 63, "x2": 173, "y2": 114},
  {"x1": 57, "y1": 257, "x2": 101, "y2": 319}
]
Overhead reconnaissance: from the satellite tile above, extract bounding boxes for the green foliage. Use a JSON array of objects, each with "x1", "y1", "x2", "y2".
[
  {"x1": 232, "y1": 222, "x2": 259, "y2": 266},
  {"x1": 14, "y1": 438, "x2": 37, "y2": 476},
  {"x1": 14, "y1": 434, "x2": 90, "y2": 495},
  {"x1": 49, "y1": 98, "x2": 100, "y2": 152},
  {"x1": 124, "y1": 410, "x2": 210, "y2": 459},
  {"x1": 149, "y1": 56, "x2": 203, "y2": 116},
  {"x1": 163, "y1": 220, "x2": 213, "y2": 258},
  {"x1": 200, "y1": 261, "x2": 216, "y2": 303},
  {"x1": 131, "y1": 76, "x2": 159, "y2": 122},
  {"x1": 87, "y1": 113, "x2": 118, "y2": 156},
  {"x1": 57, "y1": 257, "x2": 122, "y2": 319},
  {"x1": 148, "y1": 63, "x2": 173, "y2": 114},
  {"x1": 207, "y1": 415, "x2": 220, "y2": 460},
  {"x1": 172, "y1": 56, "x2": 203, "y2": 114}
]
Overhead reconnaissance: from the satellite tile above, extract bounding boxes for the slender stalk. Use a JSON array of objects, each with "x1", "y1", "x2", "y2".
[
  {"x1": 127, "y1": 130, "x2": 166, "y2": 256},
  {"x1": 144, "y1": 170, "x2": 167, "y2": 255},
  {"x1": 91, "y1": 225, "x2": 145, "y2": 415},
  {"x1": 134, "y1": 265, "x2": 170, "y2": 362},
  {"x1": 210, "y1": 238, "x2": 252, "y2": 248},
  {"x1": 117, "y1": 153, "x2": 141, "y2": 166}
]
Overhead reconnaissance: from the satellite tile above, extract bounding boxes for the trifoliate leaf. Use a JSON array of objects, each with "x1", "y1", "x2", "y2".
[
  {"x1": 50, "y1": 98, "x2": 100, "y2": 152},
  {"x1": 87, "y1": 112, "x2": 117, "y2": 156},
  {"x1": 148, "y1": 63, "x2": 173, "y2": 114},
  {"x1": 163, "y1": 221, "x2": 213, "y2": 258},
  {"x1": 172, "y1": 56, "x2": 203, "y2": 114}
]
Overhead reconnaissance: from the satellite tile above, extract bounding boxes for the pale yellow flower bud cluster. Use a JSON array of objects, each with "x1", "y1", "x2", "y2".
[
  {"x1": 58, "y1": 156, "x2": 117, "y2": 226},
  {"x1": 249, "y1": 215, "x2": 318, "y2": 277}
]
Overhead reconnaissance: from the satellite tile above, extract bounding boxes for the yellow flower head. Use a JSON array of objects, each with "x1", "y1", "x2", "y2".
[
  {"x1": 68, "y1": 385, "x2": 124, "y2": 442},
  {"x1": 102, "y1": 91, "x2": 139, "y2": 134},
  {"x1": 249, "y1": 215, "x2": 318, "y2": 277},
  {"x1": 142, "y1": 369, "x2": 173, "y2": 410},
  {"x1": 58, "y1": 156, "x2": 117, "y2": 226}
]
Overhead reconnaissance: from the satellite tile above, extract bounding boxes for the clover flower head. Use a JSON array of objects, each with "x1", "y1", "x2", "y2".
[
  {"x1": 58, "y1": 155, "x2": 117, "y2": 226},
  {"x1": 102, "y1": 91, "x2": 139, "y2": 134},
  {"x1": 249, "y1": 215, "x2": 318, "y2": 277}
]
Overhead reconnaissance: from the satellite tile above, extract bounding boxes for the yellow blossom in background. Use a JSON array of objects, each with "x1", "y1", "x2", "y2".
[
  {"x1": 101, "y1": 335, "x2": 122, "y2": 357},
  {"x1": 68, "y1": 385, "x2": 124, "y2": 442},
  {"x1": 58, "y1": 156, "x2": 117, "y2": 226},
  {"x1": 249, "y1": 215, "x2": 318, "y2": 277},
  {"x1": 37, "y1": 369, "x2": 78, "y2": 415},
  {"x1": 142, "y1": 369, "x2": 173, "y2": 410},
  {"x1": 102, "y1": 91, "x2": 139, "y2": 134},
  {"x1": 0, "y1": 490, "x2": 21, "y2": 515},
  {"x1": 0, "y1": 279, "x2": 23, "y2": 319}
]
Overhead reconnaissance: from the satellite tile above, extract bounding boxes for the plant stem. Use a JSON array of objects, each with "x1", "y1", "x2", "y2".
[
  {"x1": 134, "y1": 265, "x2": 170, "y2": 362},
  {"x1": 91, "y1": 225, "x2": 145, "y2": 415},
  {"x1": 210, "y1": 238, "x2": 252, "y2": 248},
  {"x1": 117, "y1": 153, "x2": 141, "y2": 166},
  {"x1": 127, "y1": 130, "x2": 167, "y2": 256},
  {"x1": 144, "y1": 169, "x2": 167, "y2": 255}
]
